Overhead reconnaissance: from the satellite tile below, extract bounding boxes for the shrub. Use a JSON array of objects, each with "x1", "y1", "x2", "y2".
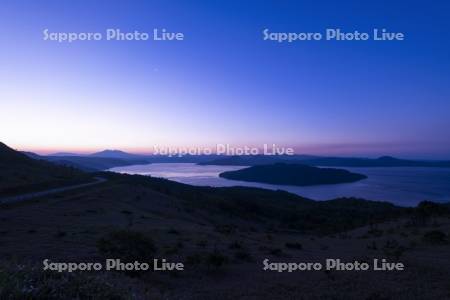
[
  {"x1": 97, "y1": 230, "x2": 156, "y2": 263},
  {"x1": 367, "y1": 228, "x2": 384, "y2": 237},
  {"x1": 234, "y1": 250, "x2": 253, "y2": 262},
  {"x1": 229, "y1": 241, "x2": 243, "y2": 249},
  {"x1": 185, "y1": 253, "x2": 203, "y2": 266},
  {"x1": 269, "y1": 248, "x2": 283, "y2": 256},
  {"x1": 215, "y1": 225, "x2": 236, "y2": 235},
  {"x1": 206, "y1": 251, "x2": 228, "y2": 269},
  {"x1": 55, "y1": 231, "x2": 67, "y2": 238},
  {"x1": 285, "y1": 242, "x2": 303, "y2": 250},
  {"x1": 382, "y1": 239, "x2": 406, "y2": 259},
  {"x1": 197, "y1": 240, "x2": 207, "y2": 248},
  {"x1": 168, "y1": 228, "x2": 180, "y2": 235},
  {"x1": 367, "y1": 241, "x2": 377, "y2": 250},
  {"x1": 422, "y1": 230, "x2": 448, "y2": 245}
]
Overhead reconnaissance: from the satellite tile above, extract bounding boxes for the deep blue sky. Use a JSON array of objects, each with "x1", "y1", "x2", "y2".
[{"x1": 1, "y1": 0, "x2": 449, "y2": 158}]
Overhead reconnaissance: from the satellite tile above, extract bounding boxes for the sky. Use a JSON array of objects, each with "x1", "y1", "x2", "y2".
[{"x1": 0, "y1": 0, "x2": 449, "y2": 158}]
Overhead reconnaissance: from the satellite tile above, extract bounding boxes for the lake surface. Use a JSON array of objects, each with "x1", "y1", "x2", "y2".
[{"x1": 109, "y1": 163, "x2": 450, "y2": 207}]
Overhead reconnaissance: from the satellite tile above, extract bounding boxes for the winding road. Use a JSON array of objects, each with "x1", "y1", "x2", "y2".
[{"x1": 0, "y1": 177, "x2": 107, "y2": 205}]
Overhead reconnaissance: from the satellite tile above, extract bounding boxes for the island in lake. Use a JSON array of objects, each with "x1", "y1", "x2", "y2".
[{"x1": 219, "y1": 163, "x2": 368, "y2": 186}]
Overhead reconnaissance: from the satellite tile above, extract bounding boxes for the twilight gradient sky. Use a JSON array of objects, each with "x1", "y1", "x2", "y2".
[{"x1": 0, "y1": 0, "x2": 449, "y2": 158}]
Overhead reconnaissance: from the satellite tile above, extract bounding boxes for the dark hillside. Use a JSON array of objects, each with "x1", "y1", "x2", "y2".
[{"x1": 0, "y1": 142, "x2": 91, "y2": 196}]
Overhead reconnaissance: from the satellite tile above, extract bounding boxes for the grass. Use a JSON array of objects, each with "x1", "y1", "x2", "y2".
[{"x1": 0, "y1": 264, "x2": 129, "y2": 300}]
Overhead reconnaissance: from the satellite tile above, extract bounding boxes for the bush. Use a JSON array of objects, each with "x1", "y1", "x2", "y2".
[
  {"x1": 55, "y1": 231, "x2": 67, "y2": 238},
  {"x1": 367, "y1": 228, "x2": 384, "y2": 237},
  {"x1": 206, "y1": 251, "x2": 228, "y2": 269},
  {"x1": 382, "y1": 239, "x2": 406, "y2": 259},
  {"x1": 168, "y1": 228, "x2": 180, "y2": 235},
  {"x1": 185, "y1": 253, "x2": 203, "y2": 266},
  {"x1": 269, "y1": 248, "x2": 283, "y2": 256},
  {"x1": 97, "y1": 230, "x2": 157, "y2": 263},
  {"x1": 196, "y1": 240, "x2": 207, "y2": 248},
  {"x1": 285, "y1": 242, "x2": 303, "y2": 250},
  {"x1": 229, "y1": 241, "x2": 243, "y2": 249},
  {"x1": 234, "y1": 250, "x2": 253, "y2": 261},
  {"x1": 215, "y1": 225, "x2": 236, "y2": 235},
  {"x1": 423, "y1": 230, "x2": 448, "y2": 245}
]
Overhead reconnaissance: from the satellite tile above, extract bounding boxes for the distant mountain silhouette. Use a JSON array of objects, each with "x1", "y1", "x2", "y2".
[
  {"x1": 90, "y1": 149, "x2": 145, "y2": 160},
  {"x1": 49, "y1": 152, "x2": 82, "y2": 157},
  {"x1": 198, "y1": 155, "x2": 319, "y2": 166},
  {"x1": 220, "y1": 163, "x2": 367, "y2": 186},
  {"x1": 301, "y1": 156, "x2": 450, "y2": 167},
  {"x1": 19, "y1": 150, "x2": 150, "y2": 171},
  {"x1": 202, "y1": 155, "x2": 450, "y2": 168},
  {"x1": 27, "y1": 149, "x2": 228, "y2": 170},
  {"x1": 91, "y1": 150, "x2": 227, "y2": 164}
]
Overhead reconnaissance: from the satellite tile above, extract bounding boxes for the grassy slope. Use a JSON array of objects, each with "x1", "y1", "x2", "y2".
[
  {"x1": 99, "y1": 172, "x2": 403, "y2": 234},
  {"x1": 0, "y1": 142, "x2": 91, "y2": 196},
  {"x1": 0, "y1": 172, "x2": 448, "y2": 299}
]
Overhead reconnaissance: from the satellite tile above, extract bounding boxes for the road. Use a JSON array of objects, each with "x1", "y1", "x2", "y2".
[{"x1": 0, "y1": 177, "x2": 107, "y2": 205}]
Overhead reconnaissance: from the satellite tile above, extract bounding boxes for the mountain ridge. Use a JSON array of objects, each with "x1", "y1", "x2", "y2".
[{"x1": 201, "y1": 155, "x2": 450, "y2": 168}]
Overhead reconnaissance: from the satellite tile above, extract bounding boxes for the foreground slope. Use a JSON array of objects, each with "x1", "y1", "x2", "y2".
[{"x1": 0, "y1": 171, "x2": 449, "y2": 299}]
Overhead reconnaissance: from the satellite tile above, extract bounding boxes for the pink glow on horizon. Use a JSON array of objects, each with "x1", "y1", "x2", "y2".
[{"x1": 11, "y1": 141, "x2": 449, "y2": 160}]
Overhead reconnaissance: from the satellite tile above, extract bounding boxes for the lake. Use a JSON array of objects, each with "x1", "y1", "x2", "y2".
[{"x1": 109, "y1": 163, "x2": 450, "y2": 207}]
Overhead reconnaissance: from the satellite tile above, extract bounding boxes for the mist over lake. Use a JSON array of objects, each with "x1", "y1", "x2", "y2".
[{"x1": 110, "y1": 163, "x2": 450, "y2": 207}]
